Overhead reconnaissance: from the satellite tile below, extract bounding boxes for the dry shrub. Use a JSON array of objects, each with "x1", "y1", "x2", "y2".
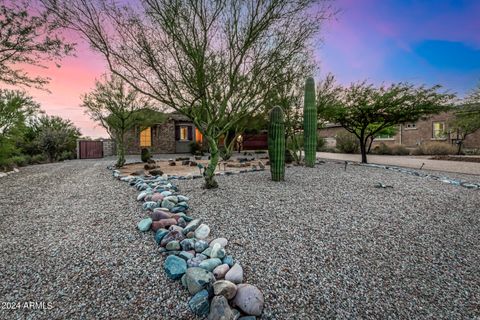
[{"x1": 412, "y1": 142, "x2": 457, "y2": 155}]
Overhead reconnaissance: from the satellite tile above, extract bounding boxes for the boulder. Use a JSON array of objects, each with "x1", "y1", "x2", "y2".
[
  {"x1": 137, "y1": 218, "x2": 152, "y2": 232},
  {"x1": 225, "y1": 264, "x2": 243, "y2": 284},
  {"x1": 160, "y1": 230, "x2": 185, "y2": 247},
  {"x1": 164, "y1": 255, "x2": 187, "y2": 280},
  {"x1": 213, "y1": 264, "x2": 230, "y2": 279},
  {"x1": 199, "y1": 258, "x2": 222, "y2": 272},
  {"x1": 195, "y1": 224, "x2": 211, "y2": 240},
  {"x1": 152, "y1": 218, "x2": 177, "y2": 231},
  {"x1": 185, "y1": 267, "x2": 216, "y2": 295},
  {"x1": 213, "y1": 280, "x2": 237, "y2": 300},
  {"x1": 184, "y1": 218, "x2": 202, "y2": 234},
  {"x1": 232, "y1": 284, "x2": 264, "y2": 316},
  {"x1": 188, "y1": 290, "x2": 210, "y2": 317},
  {"x1": 154, "y1": 229, "x2": 169, "y2": 244},
  {"x1": 208, "y1": 295, "x2": 236, "y2": 320}
]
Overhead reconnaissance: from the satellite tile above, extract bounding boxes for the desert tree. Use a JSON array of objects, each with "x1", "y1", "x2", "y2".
[
  {"x1": 0, "y1": 0, "x2": 74, "y2": 89},
  {"x1": 449, "y1": 83, "x2": 480, "y2": 154},
  {"x1": 43, "y1": 0, "x2": 332, "y2": 188},
  {"x1": 82, "y1": 75, "x2": 163, "y2": 167},
  {"x1": 318, "y1": 78, "x2": 455, "y2": 163},
  {"x1": 0, "y1": 89, "x2": 41, "y2": 167}
]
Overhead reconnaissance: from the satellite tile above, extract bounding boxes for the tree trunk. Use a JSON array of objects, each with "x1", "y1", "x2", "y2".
[
  {"x1": 457, "y1": 140, "x2": 463, "y2": 155},
  {"x1": 359, "y1": 135, "x2": 368, "y2": 163},
  {"x1": 367, "y1": 136, "x2": 374, "y2": 153},
  {"x1": 116, "y1": 134, "x2": 126, "y2": 167},
  {"x1": 204, "y1": 136, "x2": 219, "y2": 189}
]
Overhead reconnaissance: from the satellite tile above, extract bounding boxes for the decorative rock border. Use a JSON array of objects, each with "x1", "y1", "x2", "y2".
[
  {"x1": 111, "y1": 168, "x2": 264, "y2": 319},
  {"x1": 0, "y1": 167, "x2": 19, "y2": 178},
  {"x1": 355, "y1": 162, "x2": 480, "y2": 190}
]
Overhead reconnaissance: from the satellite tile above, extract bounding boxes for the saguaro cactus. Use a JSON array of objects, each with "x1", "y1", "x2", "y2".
[
  {"x1": 303, "y1": 77, "x2": 317, "y2": 167},
  {"x1": 268, "y1": 106, "x2": 285, "y2": 181}
]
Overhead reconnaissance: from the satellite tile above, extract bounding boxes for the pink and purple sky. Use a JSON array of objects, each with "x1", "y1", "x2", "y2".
[{"x1": 21, "y1": 0, "x2": 480, "y2": 138}]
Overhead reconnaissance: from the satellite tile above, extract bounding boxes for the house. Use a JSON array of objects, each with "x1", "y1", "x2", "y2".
[
  {"x1": 125, "y1": 112, "x2": 203, "y2": 154},
  {"x1": 318, "y1": 112, "x2": 480, "y2": 150}
]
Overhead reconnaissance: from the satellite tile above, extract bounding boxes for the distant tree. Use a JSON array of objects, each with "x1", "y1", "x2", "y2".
[
  {"x1": 449, "y1": 84, "x2": 480, "y2": 154},
  {"x1": 81, "y1": 75, "x2": 163, "y2": 167},
  {"x1": 0, "y1": 0, "x2": 74, "y2": 89},
  {"x1": 318, "y1": 78, "x2": 455, "y2": 163},
  {"x1": 44, "y1": 0, "x2": 332, "y2": 188},
  {"x1": 0, "y1": 89, "x2": 40, "y2": 168},
  {"x1": 26, "y1": 115, "x2": 81, "y2": 161}
]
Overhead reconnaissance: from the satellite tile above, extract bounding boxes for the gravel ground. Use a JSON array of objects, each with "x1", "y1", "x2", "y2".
[
  {"x1": 176, "y1": 161, "x2": 480, "y2": 319},
  {"x1": 0, "y1": 160, "x2": 194, "y2": 320},
  {"x1": 1, "y1": 159, "x2": 479, "y2": 319}
]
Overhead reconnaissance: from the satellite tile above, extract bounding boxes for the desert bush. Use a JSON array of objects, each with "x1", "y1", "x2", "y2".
[
  {"x1": 316, "y1": 136, "x2": 326, "y2": 151},
  {"x1": 10, "y1": 155, "x2": 29, "y2": 167},
  {"x1": 335, "y1": 132, "x2": 359, "y2": 153},
  {"x1": 391, "y1": 145, "x2": 410, "y2": 155},
  {"x1": 371, "y1": 143, "x2": 392, "y2": 155},
  {"x1": 189, "y1": 142, "x2": 203, "y2": 155},
  {"x1": 58, "y1": 151, "x2": 75, "y2": 161},
  {"x1": 141, "y1": 148, "x2": 152, "y2": 162},
  {"x1": 30, "y1": 154, "x2": 47, "y2": 164},
  {"x1": 412, "y1": 142, "x2": 457, "y2": 155},
  {"x1": 218, "y1": 146, "x2": 231, "y2": 161}
]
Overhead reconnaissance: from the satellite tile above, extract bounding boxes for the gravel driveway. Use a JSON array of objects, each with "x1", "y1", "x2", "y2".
[
  {"x1": 0, "y1": 160, "x2": 194, "y2": 320},
  {"x1": 176, "y1": 162, "x2": 480, "y2": 319},
  {"x1": 1, "y1": 159, "x2": 479, "y2": 319}
]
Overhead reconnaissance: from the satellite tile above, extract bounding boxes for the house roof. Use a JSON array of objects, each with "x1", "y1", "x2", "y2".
[{"x1": 168, "y1": 111, "x2": 192, "y2": 122}]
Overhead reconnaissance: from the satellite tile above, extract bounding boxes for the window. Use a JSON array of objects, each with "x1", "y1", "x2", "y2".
[
  {"x1": 140, "y1": 127, "x2": 151, "y2": 147},
  {"x1": 195, "y1": 128, "x2": 203, "y2": 143},
  {"x1": 176, "y1": 125, "x2": 192, "y2": 141},
  {"x1": 180, "y1": 126, "x2": 188, "y2": 140},
  {"x1": 405, "y1": 122, "x2": 416, "y2": 130},
  {"x1": 432, "y1": 122, "x2": 446, "y2": 139}
]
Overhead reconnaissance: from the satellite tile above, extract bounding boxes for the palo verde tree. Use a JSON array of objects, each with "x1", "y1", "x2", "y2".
[
  {"x1": 0, "y1": 0, "x2": 74, "y2": 89},
  {"x1": 82, "y1": 75, "x2": 163, "y2": 167},
  {"x1": 318, "y1": 78, "x2": 455, "y2": 163},
  {"x1": 43, "y1": 0, "x2": 332, "y2": 188},
  {"x1": 449, "y1": 84, "x2": 480, "y2": 155}
]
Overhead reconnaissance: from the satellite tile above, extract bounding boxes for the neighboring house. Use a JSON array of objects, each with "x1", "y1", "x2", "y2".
[
  {"x1": 125, "y1": 112, "x2": 203, "y2": 154},
  {"x1": 318, "y1": 112, "x2": 480, "y2": 149}
]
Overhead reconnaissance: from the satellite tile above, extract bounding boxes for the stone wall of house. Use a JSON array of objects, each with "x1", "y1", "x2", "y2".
[
  {"x1": 125, "y1": 120, "x2": 177, "y2": 154},
  {"x1": 102, "y1": 139, "x2": 116, "y2": 157}
]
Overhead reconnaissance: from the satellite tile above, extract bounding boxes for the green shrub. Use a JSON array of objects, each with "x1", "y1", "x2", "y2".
[
  {"x1": 58, "y1": 151, "x2": 75, "y2": 161},
  {"x1": 30, "y1": 154, "x2": 47, "y2": 164},
  {"x1": 189, "y1": 142, "x2": 203, "y2": 155},
  {"x1": 412, "y1": 142, "x2": 457, "y2": 155},
  {"x1": 335, "y1": 132, "x2": 359, "y2": 153},
  {"x1": 0, "y1": 158, "x2": 14, "y2": 172},
  {"x1": 141, "y1": 148, "x2": 152, "y2": 162},
  {"x1": 219, "y1": 146, "x2": 231, "y2": 161},
  {"x1": 372, "y1": 143, "x2": 410, "y2": 155},
  {"x1": 316, "y1": 136, "x2": 326, "y2": 151},
  {"x1": 10, "y1": 155, "x2": 29, "y2": 167}
]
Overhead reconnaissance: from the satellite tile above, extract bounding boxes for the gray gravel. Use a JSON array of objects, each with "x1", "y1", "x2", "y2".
[
  {"x1": 176, "y1": 161, "x2": 480, "y2": 319},
  {"x1": 1, "y1": 159, "x2": 479, "y2": 319},
  {"x1": 0, "y1": 160, "x2": 194, "y2": 320}
]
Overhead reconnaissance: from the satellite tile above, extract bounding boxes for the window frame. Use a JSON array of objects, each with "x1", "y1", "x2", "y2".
[{"x1": 432, "y1": 121, "x2": 446, "y2": 140}]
